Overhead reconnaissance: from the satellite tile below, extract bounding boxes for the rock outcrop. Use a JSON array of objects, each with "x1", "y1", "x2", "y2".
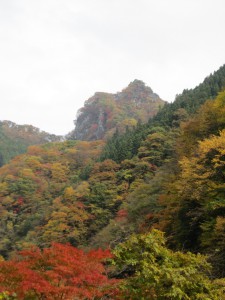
[{"x1": 69, "y1": 80, "x2": 166, "y2": 141}]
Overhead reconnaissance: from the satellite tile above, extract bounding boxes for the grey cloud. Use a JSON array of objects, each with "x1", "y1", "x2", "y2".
[{"x1": 0, "y1": 0, "x2": 224, "y2": 134}]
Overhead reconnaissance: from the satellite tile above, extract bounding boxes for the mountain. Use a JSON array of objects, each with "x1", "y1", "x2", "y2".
[
  {"x1": 100, "y1": 64, "x2": 225, "y2": 163},
  {"x1": 68, "y1": 80, "x2": 165, "y2": 141},
  {"x1": 0, "y1": 120, "x2": 63, "y2": 165},
  {"x1": 1, "y1": 65, "x2": 225, "y2": 298}
]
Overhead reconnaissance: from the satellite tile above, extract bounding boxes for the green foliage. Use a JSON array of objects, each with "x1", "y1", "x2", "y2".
[
  {"x1": 0, "y1": 138, "x2": 155, "y2": 255},
  {"x1": 0, "y1": 140, "x2": 108, "y2": 255},
  {"x1": 170, "y1": 129, "x2": 225, "y2": 271},
  {"x1": 0, "y1": 292, "x2": 17, "y2": 300},
  {"x1": 138, "y1": 127, "x2": 178, "y2": 166},
  {"x1": 100, "y1": 122, "x2": 149, "y2": 163},
  {"x1": 125, "y1": 166, "x2": 171, "y2": 230},
  {"x1": 112, "y1": 230, "x2": 224, "y2": 300},
  {"x1": 0, "y1": 121, "x2": 62, "y2": 165},
  {"x1": 1, "y1": 65, "x2": 225, "y2": 296},
  {"x1": 153, "y1": 64, "x2": 225, "y2": 127},
  {"x1": 102, "y1": 65, "x2": 225, "y2": 163},
  {"x1": 179, "y1": 90, "x2": 225, "y2": 155},
  {"x1": 148, "y1": 91, "x2": 225, "y2": 277}
]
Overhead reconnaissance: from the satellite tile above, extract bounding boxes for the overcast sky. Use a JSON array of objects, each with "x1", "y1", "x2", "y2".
[{"x1": 0, "y1": 0, "x2": 224, "y2": 135}]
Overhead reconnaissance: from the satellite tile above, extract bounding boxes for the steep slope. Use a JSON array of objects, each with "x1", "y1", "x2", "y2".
[
  {"x1": 153, "y1": 64, "x2": 225, "y2": 126},
  {"x1": 101, "y1": 64, "x2": 225, "y2": 163},
  {"x1": 0, "y1": 121, "x2": 63, "y2": 165},
  {"x1": 69, "y1": 80, "x2": 165, "y2": 141}
]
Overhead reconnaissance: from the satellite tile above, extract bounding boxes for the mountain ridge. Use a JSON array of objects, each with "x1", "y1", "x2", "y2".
[{"x1": 0, "y1": 120, "x2": 63, "y2": 165}]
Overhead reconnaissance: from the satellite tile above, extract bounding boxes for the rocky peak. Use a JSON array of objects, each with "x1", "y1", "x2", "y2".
[
  {"x1": 122, "y1": 79, "x2": 153, "y2": 96},
  {"x1": 116, "y1": 79, "x2": 159, "y2": 105},
  {"x1": 69, "y1": 81, "x2": 166, "y2": 141}
]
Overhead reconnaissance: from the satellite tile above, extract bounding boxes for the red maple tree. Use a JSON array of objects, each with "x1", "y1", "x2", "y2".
[{"x1": 0, "y1": 243, "x2": 118, "y2": 299}]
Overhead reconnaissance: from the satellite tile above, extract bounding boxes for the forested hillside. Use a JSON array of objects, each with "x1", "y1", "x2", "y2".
[
  {"x1": 1, "y1": 65, "x2": 225, "y2": 299},
  {"x1": 0, "y1": 121, "x2": 63, "y2": 166},
  {"x1": 0, "y1": 80, "x2": 163, "y2": 167},
  {"x1": 101, "y1": 64, "x2": 225, "y2": 163}
]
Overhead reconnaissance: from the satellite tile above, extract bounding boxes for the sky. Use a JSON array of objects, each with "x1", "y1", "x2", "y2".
[{"x1": 0, "y1": 0, "x2": 225, "y2": 135}]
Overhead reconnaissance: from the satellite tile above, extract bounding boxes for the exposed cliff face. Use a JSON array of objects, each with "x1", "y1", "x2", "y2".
[
  {"x1": 72, "y1": 92, "x2": 111, "y2": 140},
  {"x1": 69, "y1": 80, "x2": 166, "y2": 141}
]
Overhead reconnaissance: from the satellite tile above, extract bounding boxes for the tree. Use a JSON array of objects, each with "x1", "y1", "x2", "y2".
[
  {"x1": 112, "y1": 230, "x2": 223, "y2": 300},
  {"x1": 138, "y1": 128, "x2": 176, "y2": 166},
  {"x1": 172, "y1": 129, "x2": 225, "y2": 273},
  {"x1": 0, "y1": 243, "x2": 118, "y2": 299}
]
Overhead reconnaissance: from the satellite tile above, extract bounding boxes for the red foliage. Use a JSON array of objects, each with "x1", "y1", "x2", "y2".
[
  {"x1": 17, "y1": 197, "x2": 24, "y2": 206},
  {"x1": 116, "y1": 209, "x2": 128, "y2": 221},
  {"x1": 76, "y1": 201, "x2": 85, "y2": 208},
  {"x1": 0, "y1": 243, "x2": 118, "y2": 299}
]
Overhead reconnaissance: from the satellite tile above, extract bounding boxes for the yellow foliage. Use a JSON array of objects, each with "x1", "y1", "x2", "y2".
[
  {"x1": 215, "y1": 216, "x2": 225, "y2": 233},
  {"x1": 0, "y1": 182, "x2": 9, "y2": 196},
  {"x1": 25, "y1": 156, "x2": 42, "y2": 169},
  {"x1": 19, "y1": 168, "x2": 35, "y2": 178},
  {"x1": 51, "y1": 162, "x2": 69, "y2": 182},
  {"x1": 74, "y1": 181, "x2": 90, "y2": 199},
  {"x1": 64, "y1": 186, "x2": 76, "y2": 201},
  {"x1": 179, "y1": 130, "x2": 225, "y2": 190}
]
